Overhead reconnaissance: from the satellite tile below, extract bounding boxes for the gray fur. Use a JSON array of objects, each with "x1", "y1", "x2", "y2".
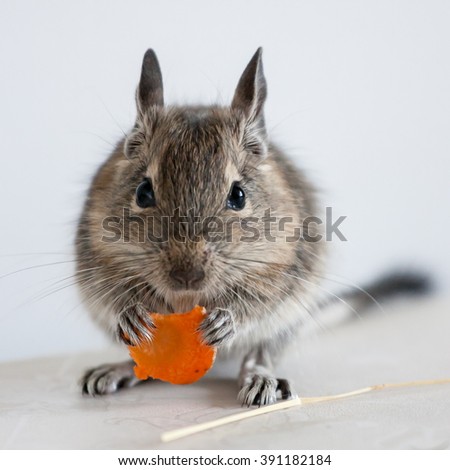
[{"x1": 76, "y1": 48, "x2": 324, "y2": 405}]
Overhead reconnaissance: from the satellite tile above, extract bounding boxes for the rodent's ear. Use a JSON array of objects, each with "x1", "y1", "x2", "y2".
[
  {"x1": 124, "y1": 125, "x2": 145, "y2": 160},
  {"x1": 137, "y1": 49, "x2": 164, "y2": 114},
  {"x1": 231, "y1": 48, "x2": 267, "y2": 127}
]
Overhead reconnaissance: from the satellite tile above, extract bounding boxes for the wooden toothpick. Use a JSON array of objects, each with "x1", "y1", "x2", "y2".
[{"x1": 161, "y1": 378, "x2": 450, "y2": 443}]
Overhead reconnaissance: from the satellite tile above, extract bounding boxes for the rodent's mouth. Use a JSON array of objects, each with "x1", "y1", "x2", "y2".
[
  {"x1": 147, "y1": 266, "x2": 220, "y2": 312},
  {"x1": 169, "y1": 283, "x2": 204, "y2": 293},
  {"x1": 168, "y1": 291, "x2": 206, "y2": 313}
]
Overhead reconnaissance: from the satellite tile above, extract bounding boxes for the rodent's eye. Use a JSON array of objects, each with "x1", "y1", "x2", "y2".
[
  {"x1": 227, "y1": 182, "x2": 245, "y2": 211},
  {"x1": 136, "y1": 178, "x2": 156, "y2": 208}
]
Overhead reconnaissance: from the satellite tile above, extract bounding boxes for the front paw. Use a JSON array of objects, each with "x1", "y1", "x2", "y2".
[
  {"x1": 116, "y1": 304, "x2": 155, "y2": 346},
  {"x1": 198, "y1": 308, "x2": 236, "y2": 347}
]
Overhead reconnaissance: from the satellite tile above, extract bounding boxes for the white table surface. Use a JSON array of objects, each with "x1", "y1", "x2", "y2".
[{"x1": 1, "y1": 296, "x2": 449, "y2": 449}]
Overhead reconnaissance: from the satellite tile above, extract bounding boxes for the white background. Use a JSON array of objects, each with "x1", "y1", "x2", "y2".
[{"x1": 0, "y1": 0, "x2": 449, "y2": 362}]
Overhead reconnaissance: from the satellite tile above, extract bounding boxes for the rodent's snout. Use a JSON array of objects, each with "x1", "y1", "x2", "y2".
[{"x1": 169, "y1": 265, "x2": 205, "y2": 291}]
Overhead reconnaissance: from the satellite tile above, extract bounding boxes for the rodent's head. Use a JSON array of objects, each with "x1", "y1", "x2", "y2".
[{"x1": 87, "y1": 49, "x2": 302, "y2": 309}]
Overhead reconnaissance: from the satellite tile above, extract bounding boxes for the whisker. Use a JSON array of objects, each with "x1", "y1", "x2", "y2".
[
  {"x1": 0, "y1": 252, "x2": 73, "y2": 258},
  {"x1": 316, "y1": 273, "x2": 386, "y2": 316},
  {"x1": 96, "y1": 95, "x2": 128, "y2": 139},
  {"x1": 0, "y1": 260, "x2": 77, "y2": 280},
  {"x1": 226, "y1": 256, "x2": 362, "y2": 321},
  {"x1": 282, "y1": 272, "x2": 362, "y2": 321}
]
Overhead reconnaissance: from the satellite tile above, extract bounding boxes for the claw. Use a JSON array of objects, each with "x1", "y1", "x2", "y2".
[
  {"x1": 116, "y1": 305, "x2": 155, "y2": 346},
  {"x1": 80, "y1": 361, "x2": 142, "y2": 396},
  {"x1": 238, "y1": 375, "x2": 294, "y2": 406},
  {"x1": 198, "y1": 308, "x2": 235, "y2": 347}
]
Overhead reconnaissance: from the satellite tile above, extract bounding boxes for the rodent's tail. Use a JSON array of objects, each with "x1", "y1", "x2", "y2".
[
  {"x1": 342, "y1": 271, "x2": 431, "y2": 308},
  {"x1": 317, "y1": 270, "x2": 432, "y2": 327}
]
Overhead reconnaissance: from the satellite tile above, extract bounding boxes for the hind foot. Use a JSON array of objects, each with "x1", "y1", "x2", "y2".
[
  {"x1": 238, "y1": 373, "x2": 296, "y2": 406},
  {"x1": 80, "y1": 360, "x2": 142, "y2": 396}
]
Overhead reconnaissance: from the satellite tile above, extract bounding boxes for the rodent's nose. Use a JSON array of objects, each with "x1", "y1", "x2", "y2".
[{"x1": 169, "y1": 266, "x2": 205, "y2": 290}]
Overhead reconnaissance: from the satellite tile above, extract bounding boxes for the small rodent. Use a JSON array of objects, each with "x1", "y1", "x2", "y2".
[{"x1": 77, "y1": 49, "x2": 427, "y2": 405}]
